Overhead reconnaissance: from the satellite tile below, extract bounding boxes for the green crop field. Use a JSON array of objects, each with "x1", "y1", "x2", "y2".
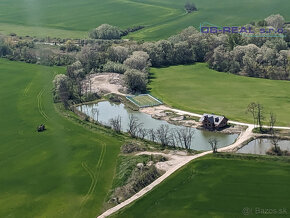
[
  {"x1": 0, "y1": 59, "x2": 123, "y2": 217},
  {"x1": 127, "y1": 94, "x2": 162, "y2": 107},
  {"x1": 149, "y1": 63, "x2": 290, "y2": 126},
  {"x1": 0, "y1": 0, "x2": 289, "y2": 40},
  {"x1": 112, "y1": 155, "x2": 290, "y2": 218}
]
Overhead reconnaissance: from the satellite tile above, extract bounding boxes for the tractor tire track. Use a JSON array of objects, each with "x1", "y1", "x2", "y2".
[
  {"x1": 24, "y1": 81, "x2": 33, "y2": 96},
  {"x1": 78, "y1": 142, "x2": 107, "y2": 216},
  {"x1": 37, "y1": 89, "x2": 49, "y2": 120}
]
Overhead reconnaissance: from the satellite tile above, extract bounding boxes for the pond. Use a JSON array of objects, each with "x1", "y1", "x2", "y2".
[
  {"x1": 77, "y1": 101, "x2": 239, "y2": 151},
  {"x1": 237, "y1": 138, "x2": 290, "y2": 155}
]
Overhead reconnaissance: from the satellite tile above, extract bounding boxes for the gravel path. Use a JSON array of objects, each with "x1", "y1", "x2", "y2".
[
  {"x1": 97, "y1": 125, "x2": 255, "y2": 218},
  {"x1": 97, "y1": 106, "x2": 289, "y2": 218}
]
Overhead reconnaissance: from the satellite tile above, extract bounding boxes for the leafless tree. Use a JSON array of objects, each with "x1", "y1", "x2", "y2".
[
  {"x1": 156, "y1": 124, "x2": 170, "y2": 147},
  {"x1": 175, "y1": 127, "x2": 195, "y2": 150},
  {"x1": 138, "y1": 128, "x2": 148, "y2": 140},
  {"x1": 91, "y1": 107, "x2": 99, "y2": 123},
  {"x1": 269, "y1": 112, "x2": 276, "y2": 133},
  {"x1": 270, "y1": 134, "x2": 280, "y2": 153},
  {"x1": 208, "y1": 137, "x2": 218, "y2": 153},
  {"x1": 148, "y1": 129, "x2": 156, "y2": 142},
  {"x1": 247, "y1": 102, "x2": 264, "y2": 131},
  {"x1": 247, "y1": 102, "x2": 258, "y2": 127},
  {"x1": 127, "y1": 115, "x2": 143, "y2": 138},
  {"x1": 110, "y1": 116, "x2": 122, "y2": 133},
  {"x1": 256, "y1": 103, "x2": 264, "y2": 131}
]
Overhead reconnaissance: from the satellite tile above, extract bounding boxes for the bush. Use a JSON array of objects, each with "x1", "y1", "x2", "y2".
[
  {"x1": 89, "y1": 24, "x2": 121, "y2": 40},
  {"x1": 124, "y1": 69, "x2": 147, "y2": 93},
  {"x1": 121, "y1": 142, "x2": 146, "y2": 154},
  {"x1": 185, "y1": 2, "x2": 197, "y2": 13},
  {"x1": 103, "y1": 61, "x2": 128, "y2": 74}
]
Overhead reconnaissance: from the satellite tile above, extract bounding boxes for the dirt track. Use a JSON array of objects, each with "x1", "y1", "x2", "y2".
[{"x1": 97, "y1": 105, "x2": 289, "y2": 218}]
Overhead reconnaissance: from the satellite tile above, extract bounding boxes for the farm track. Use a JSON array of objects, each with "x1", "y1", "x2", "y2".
[
  {"x1": 23, "y1": 81, "x2": 33, "y2": 96},
  {"x1": 78, "y1": 142, "x2": 107, "y2": 216},
  {"x1": 37, "y1": 89, "x2": 49, "y2": 121}
]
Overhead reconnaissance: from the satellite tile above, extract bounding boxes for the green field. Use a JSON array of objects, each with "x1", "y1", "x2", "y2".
[
  {"x1": 127, "y1": 94, "x2": 162, "y2": 107},
  {"x1": 0, "y1": 0, "x2": 289, "y2": 40},
  {"x1": 0, "y1": 59, "x2": 123, "y2": 217},
  {"x1": 149, "y1": 63, "x2": 290, "y2": 126},
  {"x1": 112, "y1": 155, "x2": 290, "y2": 218}
]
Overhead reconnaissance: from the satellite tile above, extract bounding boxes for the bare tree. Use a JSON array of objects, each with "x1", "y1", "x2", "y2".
[
  {"x1": 247, "y1": 102, "x2": 258, "y2": 127},
  {"x1": 269, "y1": 112, "x2": 276, "y2": 133},
  {"x1": 270, "y1": 135, "x2": 280, "y2": 153},
  {"x1": 127, "y1": 115, "x2": 143, "y2": 138},
  {"x1": 90, "y1": 107, "x2": 99, "y2": 123},
  {"x1": 257, "y1": 103, "x2": 264, "y2": 131},
  {"x1": 247, "y1": 102, "x2": 264, "y2": 131},
  {"x1": 148, "y1": 129, "x2": 156, "y2": 142},
  {"x1": 156, "y1": 124, "x2": 170, "y2": 147},
  {"x1": 138, "y1": 128, "x2": 148, "y2": 140},
  {"x1": 208, "y1": 138, "x2": 218, "y2": 153},
  {"x1": 110, "y1": 116, "x2": 122, "y2": 133},
  {"x1": 175, "y1": 127, "x2": 195, "y2": 150},
  {"x1": 168, "y1": 131, "x2": 177, "y2": 148}
]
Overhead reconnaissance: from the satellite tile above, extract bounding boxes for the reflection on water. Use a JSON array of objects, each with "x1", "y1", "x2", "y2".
[
  {"x1": 77, "y1": 101, "x2": 239, "y2": 151},
  {"x1": 237, "y1": 138, "x2": 290, "y2": 155}
]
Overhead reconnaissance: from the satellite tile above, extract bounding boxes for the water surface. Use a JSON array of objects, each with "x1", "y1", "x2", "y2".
[
  {"x1": 237, "y1": 138, "x2": 290, "y2": 155},
  {"x1": 77, "y1": 101, "x2": 239, "y2": 151}
]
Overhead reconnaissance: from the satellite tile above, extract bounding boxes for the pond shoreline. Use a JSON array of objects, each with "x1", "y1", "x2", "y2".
[{"x1": 76, "y1": 100, "x2": 239, "y2": 151}]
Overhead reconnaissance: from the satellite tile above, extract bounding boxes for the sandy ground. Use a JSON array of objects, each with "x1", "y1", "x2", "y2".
[
  {"x1": 140, "y1": 105, "x2": 244, "y2": 134},
  {"x1": 82, "y1": 73, "x2": 126, "y2": 96},
  {"x1": 136, "y1": 151, "x2": 189, "y2": 172}
]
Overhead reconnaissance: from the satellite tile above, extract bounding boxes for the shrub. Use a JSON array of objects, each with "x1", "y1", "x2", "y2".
[
  {"x1": 89, "y1": 24, "x2": 121, "y2": 40},
  {"x1": 103, "y1": 61, "x2": 128, "y2": 74},
  {"x1": 185, "y1": 2, "x2": 197, "y2": 13},
  {"x1": 124, "y1": 69, "x2": 147, "y2": 93}
]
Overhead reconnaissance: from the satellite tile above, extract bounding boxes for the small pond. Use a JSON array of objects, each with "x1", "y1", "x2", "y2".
[
  {"x1": 77, "y1": 101, "x2": 239, "y2": 151},
  {"x1": 237, "y1": 138, "x2": 290, "y2": 155}
]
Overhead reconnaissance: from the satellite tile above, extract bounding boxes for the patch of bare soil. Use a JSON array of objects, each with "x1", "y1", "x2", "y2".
[
  {"x1": 82, "y1": 73, "x2": 127, "y2": 96},
  {"x1": 136, "y1": 150, "x2": 190, "y2": 172},
  {"x1": 140, "y1": 105, "x2": 243, "y2": 134}
]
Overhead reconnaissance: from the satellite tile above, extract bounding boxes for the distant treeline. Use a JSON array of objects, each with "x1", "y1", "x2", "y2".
[{"x1": 0, "y1": 14, "x2": 289, "y2": 106}]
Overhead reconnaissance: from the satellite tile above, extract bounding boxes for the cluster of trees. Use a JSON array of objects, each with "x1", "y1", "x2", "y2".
[
  {"x1": 246, "y1": 102, "x2": 289, "y2": 156},
  {"x1": 126, "y1": 115, "x2": 195, "y2": 149},
  {"x1": 89, "y1": 24, "x2": 122, "y2": 40},
  {"x1": 209, "y1": 39, "x2": 289, "y2": 80},
  {"x1": 246, "y1": 102, "x2": 278, "y2": 132},
  {"x1": 89, "y1": 24, "x2": 145, "y2": 40},
  {"x1": 0, "y1": 36, "x2": 76, "y2": 66},
  {"x1": 53, "y1": 59, "x2": 101, "y2": 106}
]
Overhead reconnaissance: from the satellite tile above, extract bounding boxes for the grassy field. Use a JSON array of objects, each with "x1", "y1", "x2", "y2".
[
  {"x1": 127, "y1": 94, "x2": 162, "y2": 107},
  {"x1": 149, "y1": 63, "x2": 290, "y2": 126},
  {"x1": 112, "y1": 154, "x2": 290, "y2": 218},
  {"x1": 0, "y1": 0, "x2": 289, "y2": 40},
  {"x1": 0, "y1": 59, "x2": 123, "y2": 217}
]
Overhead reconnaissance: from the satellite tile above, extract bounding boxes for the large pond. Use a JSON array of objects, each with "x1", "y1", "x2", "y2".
[
  {"x1": 237, "y1": 138, "x2": 290, "y2": 155},
  {"x1": 77, "y1": 101, "x2": 239, "y2": 151}
]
